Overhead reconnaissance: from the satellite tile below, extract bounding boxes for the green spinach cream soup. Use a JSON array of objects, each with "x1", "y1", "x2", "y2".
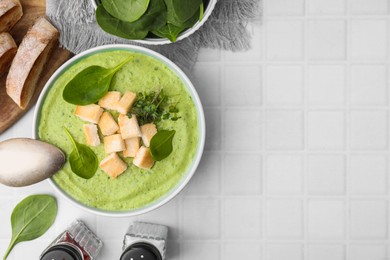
[{"x1": 38, "y1": 50, "x2": 199, "y2": 211}]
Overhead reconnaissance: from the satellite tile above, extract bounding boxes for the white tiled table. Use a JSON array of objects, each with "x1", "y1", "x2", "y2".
[{"x1": 1, "y1": 0, "x2": 390, "y2": 259}]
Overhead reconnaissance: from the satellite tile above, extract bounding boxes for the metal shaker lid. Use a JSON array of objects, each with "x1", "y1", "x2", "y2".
[
  {"x1": 120, "y1": 242, "x2": 162, "y2": 260},
  {"x1": 40, "y1": 244, "x2": 83, "y2": 260}
]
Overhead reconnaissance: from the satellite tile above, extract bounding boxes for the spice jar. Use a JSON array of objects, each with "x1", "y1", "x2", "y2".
[
  {"x1": 40, "y1": 220, "x2": 103, "y2": 260},
  {"x1": 121, "y1": 222, "x2": 168, "y2": 260}
]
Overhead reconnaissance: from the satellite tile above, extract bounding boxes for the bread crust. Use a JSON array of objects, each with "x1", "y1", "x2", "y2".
[
  {"x1": 0, "y1": 32, "x2": 16, "y2": 77},
  {"x1": 0, "y1": 0, "x2": 23, "y2": 33},
  {"x1": 6, "y1": 17, "x2": 59, "y2": 109}
]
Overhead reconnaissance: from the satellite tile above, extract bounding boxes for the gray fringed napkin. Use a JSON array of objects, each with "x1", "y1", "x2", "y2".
[{"x1": 46, "y1": 0, "x2": 261, "y2": 74}]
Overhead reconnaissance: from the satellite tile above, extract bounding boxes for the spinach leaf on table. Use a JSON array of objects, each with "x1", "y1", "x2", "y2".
[
  {"x1": 102, "y1": 0, "x2": 150, "y2": 22},
  {"x1": 97, "y1": 0, "x2": 167, "y2": 40},
  {"x1": 3, "y1": 195, "x2": 57, "y2": 260},
  {"x1": 64, "y1": 128, "x2": 98, "y2": 179},
  {"x1": 63, "y1": 56, "x2": 132, "y2": 105},
  {"x1": 150, "y1": 130, "x2": 176, "y2": 161}
]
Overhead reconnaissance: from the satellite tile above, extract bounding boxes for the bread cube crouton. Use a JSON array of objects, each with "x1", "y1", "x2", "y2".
[
  {"x1": 133, "y1": 146, "x2": 154, "y2": 170},
  {"x1": 98, "y1": 91, "x2": 121, "y2": 110},
  {"x1": 116, "y1": 91, "x2": 137, "y2": 114},
  {"x1": 98, "y1": 112, "x2": 119, "y2": 136},
  {"x1": 103, "y1": 134, "x2": 126, "y2": 154},
  {"x1": 123, "y1": 138, "x2": 140, "y2": 158},
  {"x1": 75, "y1": 104, "x2": 103, "y2": 124},
  {"x1": 83, "y1": 124, "x2": 100, "y2": 146},
  {"x1": 118, "y1": 114, "x2": 142, "y2": 139},
  {"x1": 99, "y1": 153, "x2": 127, "y2": 178},
  {"x1": 140, "y1": 123, "x2": 157, "y2": 147}
]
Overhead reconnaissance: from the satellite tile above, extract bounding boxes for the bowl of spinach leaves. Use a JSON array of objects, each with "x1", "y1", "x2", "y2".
[{"x1": 92, "y1": 0, "x2": 216, "y2": 44}]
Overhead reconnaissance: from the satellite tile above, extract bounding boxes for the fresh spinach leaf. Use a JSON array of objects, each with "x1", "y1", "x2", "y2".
[
  {"x1": 171, "y1": 0, "x2": 202, "y2": 22},
  {"x1": 102, "y1": 0, "x2": 150, "y2": 22},
  {"x1": 152, "y1": 8, "x2": 199, "y2": 42},
  {"x1": 63, "y1": 56, "x2": 132, "y2": 105},
  {"x1": 97, "y1": 0, "x2": 167, "y2": 40},
  {"x1": 64, "y1": 128, "x2": 98, "y2": 179},
  {"x1": 150, "y1": 130, "x2": 175, "y2": 161},
  {"x1": 3, "y1": 195, "x2": 57, "y2": 260}
]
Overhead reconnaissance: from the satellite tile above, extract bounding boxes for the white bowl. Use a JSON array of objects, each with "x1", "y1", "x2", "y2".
[
  {"x1": 91, "y1": 0, "x2": 217, "y2": 45},
  {"x1": 33, "y1": 44, "x2": 205, "y2": 217}
]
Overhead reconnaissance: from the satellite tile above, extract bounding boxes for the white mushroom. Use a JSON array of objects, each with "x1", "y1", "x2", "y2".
[{"x1": 0, "y1": 138, "x2": 66, "y2": 187}]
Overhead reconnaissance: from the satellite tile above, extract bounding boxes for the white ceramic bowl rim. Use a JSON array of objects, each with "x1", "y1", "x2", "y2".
[
  {"x1": 33, "y1": 44, "x2": 206, "y2": 217},
  {"x1": 91, "y1": 0, "x2": 218, "y2": 45}
]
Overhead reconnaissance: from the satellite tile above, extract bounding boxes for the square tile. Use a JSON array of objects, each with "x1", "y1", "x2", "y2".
[
  {"x1": 204, "y1": 108, "x2": 221, "y2": 150},
  {"x1": 308, "y1": 0, "x2": 346, "y2": 14},
  {"x1": 350, "y1": 20, "x2": 388, "y2": 60},
  {"x1": 223, "y1": 243, "x2": 262, "y2": 260},
  {"x1": 308, "y1": 21, "x2": 346, "y2": 60},
  {"x1": 97, "y1": 240, "x2": 122, "y2": 260},
  {"x1": 225, "y1": 109, "x2": 262, "y2": 151},
  {"x1": 224, "y1": 153, "x2": 262, "y2": 195},
  {"x1": 308, "y1": 65, "x2": 346, "y2": 105},
  {"x1": 225, "y1": 65, "x2": 262, "y2": 106},
  {"x1": 266, "y1": 199, "x2": 303, "y2": 239},
  {"x1": 265, "y1": 154, "x2": 303, "y2": 194},
  {"x1": 182, "y1": 198, "x2": 220, "y2": 239},
  {"x1": 197, "y1": 48, "x2": 221, "y2": 62},
  {"x1": 181, "y1": 243, "x2": 220, "y2": 260},
  {"x1": 184, "y1": 152, "x2": 221, "y2": 196},
  {"x1": 308, "y1": 200, "x2": 345, "y2": 239},
  {"x1": 0, "y1": 239, "x2": 14, "y2": 260},
  {"x1": 225, "y1": 23, "x2": 263, "y2": 61},
  {"x1": 266, "y1": 244, "x2": 303, "y2": 260},
  {"x1": 307, "y1": 245, "x2": 345, "y2": 260},
  {"x1": 265, "y1": 110, "x2": 304, "y2": 150},
  {"x1": 14, "y1": 239, "x2": 51, "y2": 259},
  {"x1": 350, "y1": 65, "x2": 388, "y2": 106},
  {"x1": 166, "y1": 240, "x2": 180, "y2": 260},
  {"x1": 265, "y1": 0, "x2": 305, "y2": 16},
  {"x1": 308, "y1": 111, "x2": 345, "y2": 150},
  {"x1": 224, "y1": 198, "x2": 262, "y2": 239},
  {"x1": 350, "y1": 111, "x2": 388, "y2": 150},
  {"x1": 349, "y1": 244, "x2": 387, "y2": 260},
  {"x1": 266, "y1": 21, "x2": 304, "y2": 60},
  {"x1": 0, "y1": 197, "x2": 14, "y2": 239},
  {"x1": 266, "y1": 65, "x2": 304, "y2": 105},
  {"x1": 349, "y1": 0, "x2": 389, "y2": 14},
  {"x1": 96, "y1": 216, "x2": 130, "y2": 239},
  {"x1": 193, "y1": 64, "x2": 221, "y2": 106},
  {"x1": 350, "y1": 154, "x2": 388, "y2": 195},
  {"x1": 308, "y1": 155, "x2": 346, "y2": 195},
  {"x1": 350, "y1": 200, "x2": 388, "y2": 239}
]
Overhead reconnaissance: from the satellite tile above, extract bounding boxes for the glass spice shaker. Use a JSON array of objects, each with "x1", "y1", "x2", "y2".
[
  {"x1": 120, "y1": 222, "x2": 168, "y2": 260},
  {"x1": 40, "y1": 220, "x2": 103, "y2": 260}
]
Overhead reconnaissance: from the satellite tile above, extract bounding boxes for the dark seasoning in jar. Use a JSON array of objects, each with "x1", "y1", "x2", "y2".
[{"x1": 40, "y1": 220, "x2": 103, "y2": 260}]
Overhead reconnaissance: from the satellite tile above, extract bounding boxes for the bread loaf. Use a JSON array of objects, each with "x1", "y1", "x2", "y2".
[
  {"x1": 0, "y1": 32, "x2": 16, "y2": 77},
  {"x1": 6, "y1": 17, "x2": 59, "y2": 109},
  {"x1": 0, "y1": 0, "x2": 23, "y2": 33}
]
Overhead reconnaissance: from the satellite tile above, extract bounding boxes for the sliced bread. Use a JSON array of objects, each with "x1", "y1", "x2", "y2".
[
  {"x1": 0, "y1": 0, "x2": 23, "y2": 33},
  {"x1": 0, "y1": 32, "x2": 16, "y2": 77},
  {"x1": 6, "y1": 17, "x2": 59, "y2": 109}
]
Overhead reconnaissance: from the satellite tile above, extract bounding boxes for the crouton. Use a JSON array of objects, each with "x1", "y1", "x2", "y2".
[
  {"x1": 123, "y1": 137, "x2": 140, "y2": 158},
  {"x1": 83, "y1": 124, "x2": 100, "y2": 146},
  {"x1": 98, "y1": 91, "x2": 121, "y2": 110},
  {"x1": 75, "y1": 104, "x2": 103, "y2": 124},
  {"x1": 133, "y1": 146, "x2": 154, "y2": 170},
  {"x1": 116, "y1": 91, "x2": 136, "y2": 114},
  {"x1": 99, "y1": 153, "x2": 127, "y2": 178},
  {"x1": 98, "y1": 111, "x2": 119, "y2": 136},
  {"x1": 118, "y1": 114, "x2": 142, "y2": 139},
  {"x1": 103, "y1": 134, "x2": 126, "y2": 154},
  {"x1": 140, "y1": 123, "x2": 157, "y2": 147}
]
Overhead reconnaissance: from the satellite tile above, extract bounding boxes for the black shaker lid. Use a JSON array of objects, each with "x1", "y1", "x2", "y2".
[
  {"x1": 41, "y1": 244, "x2": 83, "y2": 260},
  {"x1": 120, "y1": 242, "x2": 162, "y2": 260}
]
